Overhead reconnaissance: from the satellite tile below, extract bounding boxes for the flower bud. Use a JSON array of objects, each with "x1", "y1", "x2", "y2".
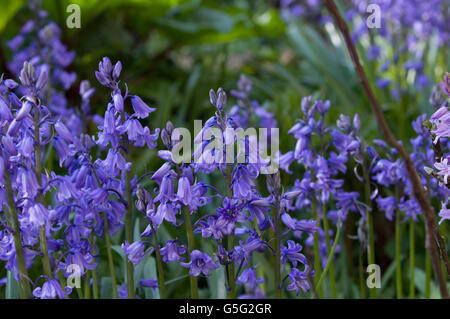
[
  {"x1": 209, "y1": 89, "x2": 217, "y2": 106},
  {"x1": 112, "y1": 61, "x2": 122, "y2": 80},
  {"x1": 266, "y1": 172, "x2": 281, "y2": 195},
  {"x1": 429, "y1": 85, "x2": 447, "y2": 108},
  {"x1": 55, "y1": 121, "x2": 74, "y2": 144},
  {"x1": 216, "y1": 88, "x2": 227, "y2": 111},
  {"x1": 113, "y1": 93, "x2": 124, "y2": 112},
  {"x1": 353, "y1": 113, "x2": 361, "y2": 132},
  {"x1": 165, "y1": 121, "x2": 174, "y2": 134},
  {"x1": 161, "y1": 128, "x2": 171, "y2": 149},
  {"x1": 337, "y1": 114, "x2": 351, "y2": 132}
]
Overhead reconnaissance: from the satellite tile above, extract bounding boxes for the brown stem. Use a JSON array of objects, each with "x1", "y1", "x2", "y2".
[{"x1": 324, "y1": 0, "x2": 449, "y2": 298}]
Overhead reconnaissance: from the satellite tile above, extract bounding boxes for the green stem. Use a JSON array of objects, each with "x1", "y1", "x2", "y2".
[
  {"x1": 362, "y1": 157, "x2": 376, "y2": 299},
  {"x1": 120, "y1": 112, "x2": 134, "y2": 299},
  {"x1": 316, "y1": 215, "x2": 341, "y2": 291},
  {"x1": 34, "y1": 105, "x2": 52, "y2": 278},
  {"x1": 84, "y1": 270, "x2": 91, "y2": 299},
  {"x1": 76, "y1": 287, "x2": 84, "y2": 299},
  {"x1": 311, "y1": 197, "x2": 323, "y2": 298},
  {"x1": 359, "y1": 248, "x2": 366, "y2": 299},
  {"x1": 322, "y1": 206, "x2": 337, "y2": 298},
  {"x1": 182, "y1": 206, "x2": 198, "y2": 299},
  {"x1": 124, "y1": 169, "x2": 134, "y2": 299},
  {"x1": 91, "y1": 165, "x2": 118, "y2": 299},
  {"x1": 409, "y1": 218, "x2": 415, "y2": 299},
  {"x1": 425, "y1": 250, "x2": 431, "y2": 299},
  {"x1": 2, "y1": 155, "x2": 31, "y2": 298},
  {"x1": 225, "y1": 165, "x2": 235, "y2": 299},
  {"x1": 103, "y1": 213, "x2": 118, "y2": 298},
  {"x1": 252, "y1": 217, "x2": 266, "y2": 293},
  {"x1": 89, "y1": 233, "x2": 99, "y2": 299},
  {"x1": 273, "y1": 198, "x2": 281, "y2": 299},
  {"x1": 150, "y1": 224, "x2": 166, "y2": 299},
  {"x1": 395, "y1": 207, "x2": 403, "y2": 299}
]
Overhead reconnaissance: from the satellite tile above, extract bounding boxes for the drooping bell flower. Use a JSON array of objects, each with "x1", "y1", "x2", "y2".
[
  {"x1": 131, "y1": 96, "x2": 155, "y2": 119},
  {"x1": 236, "y1": 267, "x2": 264, "y2": 291},
  {"x1": 180, "y1": 250, "x2": 219, "y2": 277},
  {"x1": 286, "y1": 267, "x2": 311, "y2": 295},
  {"x1": 121, "y1": 241, "x2": 146, "y2": 265},
  {"x1": 33, "y1": 279, "x2": 72, "y2": 299},
  {"x1": 281, "y1": 240, "x2": 307, "y2": 267},
  {"x1": 176, "y1": 176, "x2": 192, "y2": 206},
  {"x1": 160, "y1": 240, "x2": 186, "y2": 263}
]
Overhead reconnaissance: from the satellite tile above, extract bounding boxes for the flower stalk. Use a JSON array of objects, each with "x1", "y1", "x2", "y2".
[
  {"x1": 182, "y1": 206, "x2": 198, "y2": 299},
  {"x1": 2, "y1": 152, "x2": 31, "y2": 298},
  {"x1": 150, "y1": 223, "x2": 166, "y2": 299},
  {"x1": 409, "y1": 218, "x2": 415, "y2": 299},
  {"x1": 322, "y1": 206, "x2": 337, "y2": 298},
  {"x1": 311, "y1": 197, "x2": 323, "y2": 298}
]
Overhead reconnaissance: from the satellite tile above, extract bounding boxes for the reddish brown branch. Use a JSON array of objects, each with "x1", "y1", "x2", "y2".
[{"x1": 324, "y1": 0, "x2": 449, "y2": 298}]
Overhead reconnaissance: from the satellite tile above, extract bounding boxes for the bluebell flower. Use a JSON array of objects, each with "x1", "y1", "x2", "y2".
[
  {"x1": 181, "y1": 250, "x2": 219, "y2": 277},
  {"x1": 236, "y1": 267, "x2": 264, "y2": 290},
  {"x1": 286, "y1": 267, "x2": 311, "y2": 295},
  {"x1": 150, "y1": 203, "x2": 178, "y2": 226},
  {"x1": 176, "y1": 176, "x2": 192, "y2": 206},
  {"x1": 33, "y1": 279, "x2": 72, "y2": 299},
  {"x1": 160, "y1": 240, "x2": 186, "y2": 263},
  {"x1": 281, "y1": 240, "x2": 307, "y2": 267},
  {"x1": 122, "y1": 241, "x2": 146, "y2": 265},
  {"x1": 376, "y1": 196, "x2": 396, "y2": 221},
  {"x1": 131, "y1": 96, "x2": 155, "y2": 119},
  {"x1": 139, "y1": 278, "x2": 158, "y2": 289},
  {"x1": 281, "y1": 213, "x2": 318, "y2": 234}
]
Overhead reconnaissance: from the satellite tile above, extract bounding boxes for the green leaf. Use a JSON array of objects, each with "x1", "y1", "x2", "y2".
[
  {"x1": 414, "y1": 268, "x2": 440, "y2": 299},
  {"x1": 100, "y1": 277, "x2": 113, "y2": 299},
  {"x1": 0, "y1": 0, "x2": 24, "y2": 33},
  {"x1": 143, "y1": 256, "x2": 160, "y2": 299},
  {"x1": 6, "y1": 271, "x2": 19, "y2": 299}
]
